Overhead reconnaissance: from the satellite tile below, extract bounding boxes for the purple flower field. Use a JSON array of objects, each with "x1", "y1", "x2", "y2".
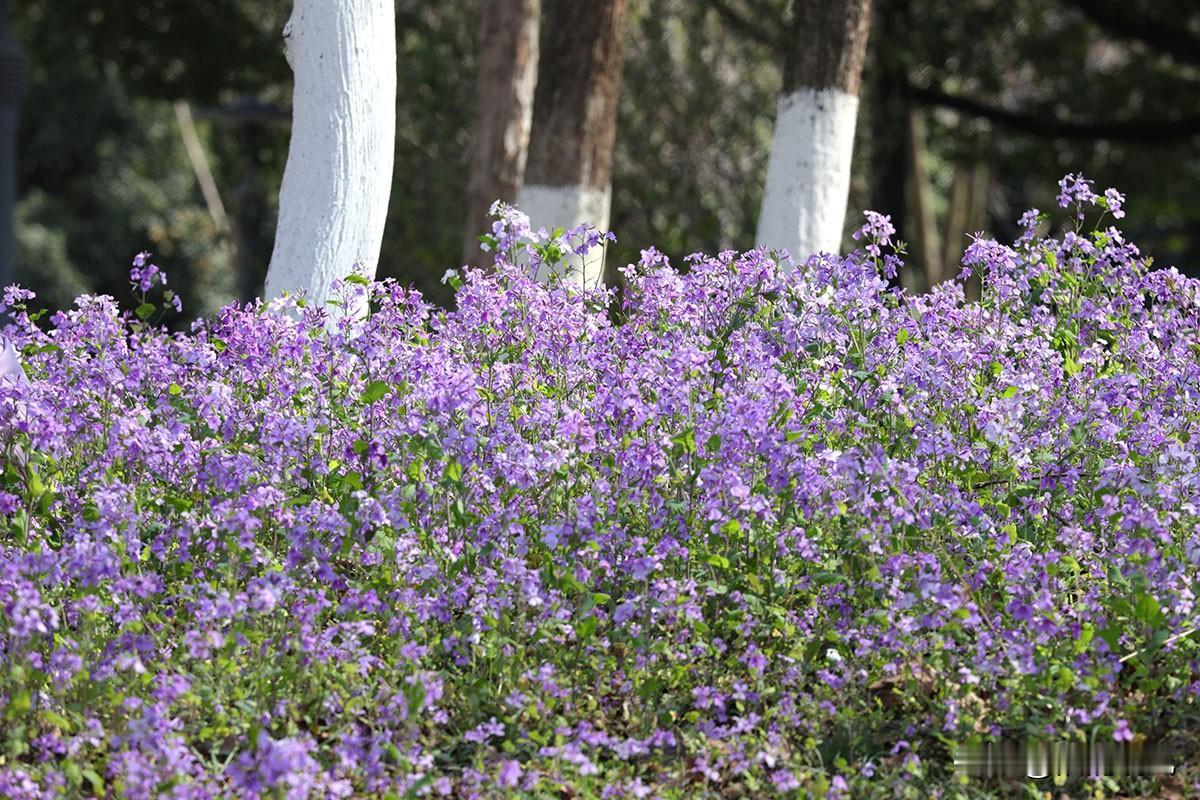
[{"x1": 1, "y1": 177, "x2": 1198, "y2": 797}]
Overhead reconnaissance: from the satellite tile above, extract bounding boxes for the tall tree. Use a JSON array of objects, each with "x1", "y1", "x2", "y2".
[
  {"x1": 518, "y1": 0, "x2": 628, "y2": 286},
  {"x1": 756, "y1": 0, "x2": 872, "y2": 262},
  {"x1": 0, "y1": 0, "x2": 23, "y2": 293},
  {"x1": 263, "y1": 0, "x2": 397, "y2": 314},
  {"x1": 462, "y1": 0, "x2": 540, "y2": 268}
]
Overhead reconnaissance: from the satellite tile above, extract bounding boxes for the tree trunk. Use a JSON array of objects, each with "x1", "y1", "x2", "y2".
[
  {"x1": 462, "y1": 0, "x2": 540, "y2": 268},
  {"x1": 263, "y1": 0, "x2": 396, "y2": 316},
  {"x1": 944, "y1": 156, "x2": 989, "y2": 301},
  {"x1": 756, "y1": 0, "x2": 872, "y2": 264},
  {"x1": 231, "y1": 121, "x2": 272, "y2": 303},
  {"x1": 904, "y1": 107, "x2": 941, "y2": 289},
  {"x1": 518, "y1": 0, "x2": 628, "y2": 286}
]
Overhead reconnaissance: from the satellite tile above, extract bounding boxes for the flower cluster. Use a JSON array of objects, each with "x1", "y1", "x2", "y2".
[
  {"x1": 129, "y1": 251, "x2": 181, "y2": 315},
  {"x1": 129, "y1": 252, "x2": 166, "y2": 294},
  {"x1": 0, "y1": 177, "x2": 1198, "y2": 797},
  {"x1": 1057, "y1": 173, "x2": 1126, "y2": 222}
]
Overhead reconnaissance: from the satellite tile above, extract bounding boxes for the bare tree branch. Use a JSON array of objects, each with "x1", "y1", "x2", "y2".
[
  {"x1": 174, "y1": 101, "x2": 232, "y2": 235},
  {"x1": 910, "y1": 83, "x2": 1200, "y2": 143},
  {"x1": 191, "y1": 100, "x2": 291, "y2": 125},
  {"x1": 705, "y1": 0, "x2": 785, "y2": 51},
  {"x1": 1068, "y1": 0, "x2": 1200, "y2": 68}
]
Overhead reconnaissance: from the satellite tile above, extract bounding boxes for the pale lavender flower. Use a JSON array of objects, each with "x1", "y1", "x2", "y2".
[{"x1": 0, "y1": 334, "x2": 27, "y2": 385}]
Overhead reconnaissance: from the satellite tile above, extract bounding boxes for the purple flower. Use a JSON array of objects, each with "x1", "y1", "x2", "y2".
[
  {"x1": 0, "y1": 174, "x2": 1192, "y2": 797},
  {"x1": 1057, "y1": 173, "x2": 1098, "y2": 208},
  {"x1": 129, "y1": 251, "x2": 167, "y2": 293},
  {"x1": 496, "y1": 759, "x2": 522, "y2": 788},
  {"x1": 1104, "y1": 187, "x2": 1126, "y2": 219},
  {"x1": 771, "y1": 769, "x2": 800, "y2": 791},
  {"x1": 0, "y1": 335, "x2": 28, "y2": 385},
  {"x1": 463, "y1": 717, "x2": 505, "y2": 745},
  {"x1": 853, "y1": 210, "x2": 896, "y2": 258}
]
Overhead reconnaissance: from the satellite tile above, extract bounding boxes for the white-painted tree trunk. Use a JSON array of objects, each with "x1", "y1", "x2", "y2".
[
  {"x1": 263, "y1": 0, "x2": 396, "y2": 316},
  {"x1": 520, "y1": 0, "x2": 626, "y2": 289},
  {"x1": 462, "y1": 0, "x2": 540, "y2": 267},
  {"x1": 516, "y1": 183, "x2": 611, "y2": 286},
  {"x1": 755, "y1": 87, "x2": 859, "y2": 264}
]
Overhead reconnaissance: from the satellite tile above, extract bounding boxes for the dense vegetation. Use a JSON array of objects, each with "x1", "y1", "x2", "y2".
[
  {"x1": 15, "y1": 1, "x2": 1200, "y2": 314},
  {"x1": 2, "y1": 177, "x2": 1198, "y2": 797}
]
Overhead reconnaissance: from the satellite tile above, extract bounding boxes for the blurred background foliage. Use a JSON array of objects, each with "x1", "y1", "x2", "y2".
[{"x1": 12, "y1": 0, "x2": 1200, "y2": 319}]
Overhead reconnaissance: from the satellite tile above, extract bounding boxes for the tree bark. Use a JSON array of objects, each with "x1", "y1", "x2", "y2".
[
  {"x1": 756, "y1": 0, "x2": 872, "y2": 264},
  {"x1": 231, "y1": 121, "x2": 272, "y2": 303},
  {"x1": 462, "y1": 0, "x2": 540, "y2": 268},
  {"x1": 866, "y1": 0, "x2": 909, "y2": 288},
  {"x1": 904, "y1": 107, "x2": 940, "y2": 289},
  {"x1": 943, "y1": 157, "x2": 989, "y2": 301},
  {"x1": 518, "y1": 0, "x2": 628, "y2": 286},
  {"x1": 263, "y1": 0, "x2": 397, "y2": 316}
]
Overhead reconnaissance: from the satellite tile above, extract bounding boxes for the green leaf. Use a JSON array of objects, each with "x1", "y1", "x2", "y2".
[
  {"x1": 166, "y1": 494, "x2": 193, "y2": 512},
  {"x1": 168, "y1": 383, "x2": 183, "y2": 396},
  {"x1": 1074, "y1": 623, "x2": 1095, "y2": 654},
  {"x1": 1098, "y1": 625, "x2": 1122, "y2": 651},
  {"x1": 671, "y1": 427, "x2": 696, "y2": 454},
  {"x1": 6, "y1": 688, "x2": 31, "y2": 719},
  {"x1": 134, "y1": 302, "x2": 157, "y2": 321},
  {"x1": 1107, "y1": 566, "x2": 1130, "y2": 589},
  {"x1": 81, "y1": 768, "x2": 104, "y2": 795},
  {"x1": 27, "y1": 468, "x2": 45, "y2": 500},
  {"x1": 41, "y1": 709, "x2": 73, "y2": 732},
  {"x1": 1071, "y1": 422, "x2": 1088, "y2": 447},
  {"x1": 404, "y1": 680, "x2": 426, "y2": 717},
  {"x1": 346, "y1": 471, "x2": 365, "y2": 492},
  {"x1": 1134, "y1": 593, "x2": 1164, "y2": 626},
  {"x1": 406, "y1": 460, "x2": 423, "y2": 482},
  {"x1": 637, "y1": 677, "x2": 662, "y2": 702},
  {"x1": 361, "y1": 380, "x2": 390, "y2": 404},
  {"x1": 344, "y1": 273, "x2": 370, "y2": 286},
  {"x1": 895, "y1": 328, "x2": 910, "y2": 345},
  {"x1": 813, "y1": 571, "x2": 844, "y2": 587}
]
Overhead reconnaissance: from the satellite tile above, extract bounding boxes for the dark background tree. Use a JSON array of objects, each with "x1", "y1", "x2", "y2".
[
  {"x1": 519, "y1": 0, "x2": 628, "y2": 286},
  {"x1": 10, "y1": 0, "x2": 1200, "y2": 321},
  {"x1": 461, "y1": 0, "x2": 539, "y2": 268}
]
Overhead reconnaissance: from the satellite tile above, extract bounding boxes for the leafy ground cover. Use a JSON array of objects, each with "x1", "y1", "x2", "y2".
[{"x1": 1, "y1": 177, "x2": 1199, "y2": 798}]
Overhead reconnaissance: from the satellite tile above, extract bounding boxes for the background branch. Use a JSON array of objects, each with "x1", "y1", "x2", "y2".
[
  {"x1": 706, "y1": 0, "x2": 785, "y2": 51},
  {"x1": 1068, "y1": 0, "x2": 1200, "y2": 68},
  {"x1": 910, "y1": 83, "x2": 1200, "y2": 143}
]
